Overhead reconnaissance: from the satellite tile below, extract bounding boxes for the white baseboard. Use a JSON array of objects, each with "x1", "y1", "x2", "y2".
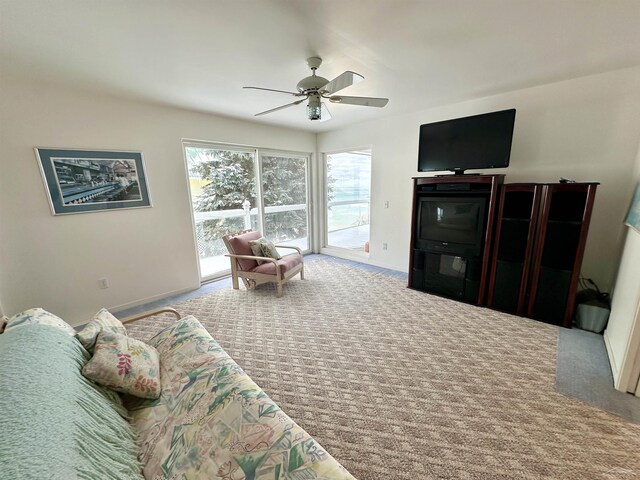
[
  {"x1": 603, "y1": 329, "x2": 621, "y2": 389},
  {"x1": 320, "y1": 247, "x2": 370, "y2": 263},
  {"x1": 109, "y1": 283, "x2": 200, "y2": 315},
  {"x1": 318, "y1": 248, "x2": 409, "y2": 275}
]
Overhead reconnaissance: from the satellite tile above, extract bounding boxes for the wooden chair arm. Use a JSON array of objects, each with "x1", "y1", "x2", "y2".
[
  {"x1": 120, "y1": 307, "x2": 181, "y2": 325},
  {"x1": 275, "y1": 245, "x2": 303, "y2": 254},
  {"x1": 225, "y1": 253, "x2": 280, "y2": 266}
]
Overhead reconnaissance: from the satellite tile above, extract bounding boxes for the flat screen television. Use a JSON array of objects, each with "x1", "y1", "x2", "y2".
[
  {"x1": 415, "y1": 196, "x2": 487, "y2": 256},
  {"x1": 417, "y1": 109, "x2": 516, "y2": 175}
]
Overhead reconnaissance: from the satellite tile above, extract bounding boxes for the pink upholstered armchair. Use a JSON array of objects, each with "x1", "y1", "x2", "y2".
[{"x1": 222, "y1": 230, "x2": 304, "y2": 297}]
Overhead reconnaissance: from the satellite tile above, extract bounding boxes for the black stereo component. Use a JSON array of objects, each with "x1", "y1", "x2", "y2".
[{"x1": 437, "y1": 183, "x2": 471, "y2": 191}]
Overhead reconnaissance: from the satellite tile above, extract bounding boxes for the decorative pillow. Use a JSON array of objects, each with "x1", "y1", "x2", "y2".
[
  {"x1": 261, "y1": 238, "x2": 282, "y2": 260},
  {"x1": 83, "y1": 331, "x2": 161, "y2": 399},
  {"x1": 76, "y1": 308, "x2": 126, "y2": 353},
  {"x1": 249, "y1": 237, "x2": 282, "y2": 265},
  {"x1": 6, "y1": 308, "x2": 76, "y2": 336},
  {"x1": 249, "y1": 237, "x2": 268, "y2": 265},
  {"x1": 0, "y1": 316, "x2": 8, "y2": 334}
]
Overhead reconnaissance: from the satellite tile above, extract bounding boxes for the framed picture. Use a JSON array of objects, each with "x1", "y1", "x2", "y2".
[
  {"x1": 35, "y1": 148, "x2": 152, "y2": 215},
  {"x1": 625, "y1": 182, "x2": 640, "y2": 233}
]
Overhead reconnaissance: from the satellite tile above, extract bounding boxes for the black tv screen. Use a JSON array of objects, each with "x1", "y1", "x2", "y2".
[
  {"x1": 416, "y1": 196, "x2": 487, "y2": 256},
  {"x1": 418, "y1": 109, "x2": 516, "y2": 174}
]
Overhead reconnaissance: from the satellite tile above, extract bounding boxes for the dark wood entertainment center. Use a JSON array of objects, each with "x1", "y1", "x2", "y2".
[{"x1": 408, "y1": 175, "x2": 598, "y2": 328}]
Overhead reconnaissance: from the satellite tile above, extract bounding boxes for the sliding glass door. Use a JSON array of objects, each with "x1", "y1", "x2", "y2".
[
  {"x1": 261, "y1": 153, "x2": 310, "y2": 252},
  {"x1": 184, "y1": 142, "x2": 310, "y2": 280}
]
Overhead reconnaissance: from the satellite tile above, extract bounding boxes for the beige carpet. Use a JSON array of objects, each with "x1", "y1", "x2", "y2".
[{"x1": 126, "y1": 260, "x2": 640, "y2": 479}]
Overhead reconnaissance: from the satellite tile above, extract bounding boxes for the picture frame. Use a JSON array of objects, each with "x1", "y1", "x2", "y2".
[
  {"x1": 35, "y1": 148, "x2": 152, "y2": 215},
  {"x1": 625, "y1": 182, "x2": 640, "y2": 233}
]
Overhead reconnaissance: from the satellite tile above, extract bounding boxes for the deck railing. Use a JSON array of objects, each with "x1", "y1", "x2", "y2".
[
  {"x1": 193, "y1": 199, "x2": 369, "y2": 257},
  {"x1": 326, "y1": 199, "x2": 370, "y2": 232},
  {"x1": 193, "y1": 200, "x2": 306, "y2": 228},
  {"x1": 193, "y1": 201, "x2": 307, "y2": 256},
  {"x1": 193, "y1": 200, "x2": 370, "y2": 231}
]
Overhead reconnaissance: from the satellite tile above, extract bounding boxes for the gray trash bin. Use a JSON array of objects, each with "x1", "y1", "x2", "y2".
[{"x1": 576, "y1": 304, "x2": 610, "y2": 333}]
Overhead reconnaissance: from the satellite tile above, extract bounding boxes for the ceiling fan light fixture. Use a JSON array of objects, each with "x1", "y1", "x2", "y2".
[
  {"x1": 307, "y1": 104, "x2": 322, "y2": 120},
  {"x1": 307, "y1": 95, "x2": 322, "y2": 120}
]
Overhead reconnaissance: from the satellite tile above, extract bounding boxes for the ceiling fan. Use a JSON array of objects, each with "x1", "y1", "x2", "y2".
[{"x1": 243, "y1": 57, "x2": 389, "y2": 122}]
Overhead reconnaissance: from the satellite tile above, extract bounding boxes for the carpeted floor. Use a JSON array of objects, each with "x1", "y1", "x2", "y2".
[{"x1": 125, "y1": 260, "x2": 640, "y2": 479}]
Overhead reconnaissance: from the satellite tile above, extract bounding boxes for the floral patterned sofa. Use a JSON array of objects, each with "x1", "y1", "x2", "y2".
[
  {"x1": 0, "y1": 309, "x2": 355, "y2": 479},
  {"x1": 127, "y1": 315, "x2": 354, "y2": 479}
]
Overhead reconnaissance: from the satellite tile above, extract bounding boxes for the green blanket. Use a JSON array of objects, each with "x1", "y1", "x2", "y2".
[{"x1": 0, "y1": 324, "x2": 143, "y2": 479}]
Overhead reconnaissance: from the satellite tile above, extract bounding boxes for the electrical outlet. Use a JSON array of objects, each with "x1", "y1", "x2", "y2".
[
  {"x1": 98, "y1": 278, "x2": 110, "y2": 289},
  {"x1": 382, "y1": 242, "x2": 388, "y2": 250},
  {"x1": 384, "y1": 200, "x2": 390, "y2": 209}
]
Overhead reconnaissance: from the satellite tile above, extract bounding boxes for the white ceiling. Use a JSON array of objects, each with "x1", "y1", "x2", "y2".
[{"x1": 1, "y1": 0, "x2": 639, "y2": 132}]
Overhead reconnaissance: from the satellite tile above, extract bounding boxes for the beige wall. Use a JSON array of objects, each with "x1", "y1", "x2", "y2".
[
  {"x1": 317, "y1": 66, "x2": 640, "y2": 290},
  {"x1": 0, "y1": 75, "x2": 315, "y2": 325}
]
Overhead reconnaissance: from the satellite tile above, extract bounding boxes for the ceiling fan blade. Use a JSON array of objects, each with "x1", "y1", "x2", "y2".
[
  {"x1": 321, "y1": 71, "x2": 364, "y2": 95},
  {"x1": 319, "y1": 102, "x2": 332, "y2": 122},
  {"x1": 243, "y1": 86, "x2": 303, "y2": 96},
  {"x1": 255, "y1": 99, "x2": 305, "y2": 116},
  {"x1": 329, "y1": 95, "x2": 389, "y2": 107}
]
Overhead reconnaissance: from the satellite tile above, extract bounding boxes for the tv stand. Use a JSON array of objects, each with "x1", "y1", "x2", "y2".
[
  {"x1": 409, "y1": 175, "x2": 504, "y2": 305},
  {"x1": 410, "y1": 176, "x2": 598, "y2": 327}
]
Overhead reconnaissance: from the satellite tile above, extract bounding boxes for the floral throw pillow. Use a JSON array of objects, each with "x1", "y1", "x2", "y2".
[
  {"x1": 249, "y1": 237, "x2": 282, "y2": 265},
  {"x1": 261, "y1": 239, "x2": 282, "y2": 260},
  {"x1": 249, "y1": 237, "x2": 268, "y2": 265},
  {"x1": 76, "y1": 308, "x2": 127, "y2": 353},
  {"x1": 82, "y1": 331, "x2": 161, "y2": 399}
]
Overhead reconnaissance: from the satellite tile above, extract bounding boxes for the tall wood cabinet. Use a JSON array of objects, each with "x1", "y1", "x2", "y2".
[
  {"x1": 487, "y1": 182, "x2": 598, "y2": 327},
  {"x1": 486, "y1": 184, "x2": 541, "y2": 315}
]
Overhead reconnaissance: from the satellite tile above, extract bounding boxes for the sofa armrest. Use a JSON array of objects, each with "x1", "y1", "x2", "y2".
[{"x1": 120, "y1": 307, "x2": 181, "y2": 325}]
